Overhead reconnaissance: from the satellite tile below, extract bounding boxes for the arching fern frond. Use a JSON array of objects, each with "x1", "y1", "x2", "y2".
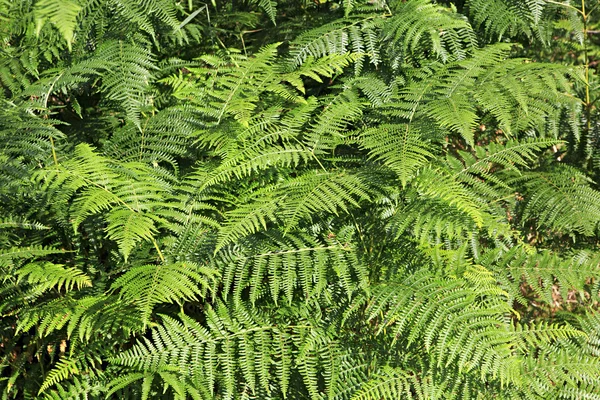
[
  {"x1": 481, "y1": 245, "x2": 600, "y2": 307},
  {"x1": 465, "y1": 0, "x2": 552, "y2": 41},
  {"x1": 215, "y1": 230, "x2": 365, "y2": 305},
  {"x1": 517, "y1": 165, "x2": 600, "y2": 236},
  {"x1": 216, "y1": 169, "x2": 372, "y2": 250},
  {"x1": 111, "y1": 262, "x2": 218, "y2": 327},
  {"x1": 287, "y1": 14, "x2": 386, "y2": 71},
  {"x1": 109, "y1": 302, "x2": 340, "y2": 399},
  {"x1": 383, "y1": 0, "x2": 477, "y2": 65},
  {"x1": 34, "y1": 0, "x2": 82, "y2": 50},
  {"x1": 16, "y1": 262, "x2": 91, "y2": 293},
  {"x1": 36, "y1": 143, "x2": 176, "y2": 260},
  {"x1": 359, "y1": 124, "x2": 433, "y2": 187}
]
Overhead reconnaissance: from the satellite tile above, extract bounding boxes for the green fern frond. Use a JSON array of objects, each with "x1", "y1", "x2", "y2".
[
  {"x1": 42, "y1": 375, "x2": 104, "y2": 400},
  {"x1": 94, "y1": 40, "x2": 157, "y2": 129},
  {"x1": 111, "y1": 262, "x2": 218, "y2": 326},
  {"x1": 360, "y1": 124, "x2": 433, "y2": 187},
  {"x1": 216, "y1": 170, "x2": 371, "y2": 250},
  {"x1": 215, "y1": 230, "x2": 363, "y2": 304},
  {"x1": 34, "y1": 0, "x2": 82, "y2": 50},
  {"x1": 16, "y1": 262, "x2": 91, "y2": 293},
  {"x1": 465, "y1": 0, "x2": 551, "y2": 40},
  {"x1": 109, "y1": 303, "x2": 338, "y2": 398},
  {"x1": 384, "y1": 0, "x2": 477, "y2": 64},
  {"x1": 481, "y1": 245, "x2": 600, "y2": 306},
  {"x1": 37, "y1": 143, "x2": 176, "y2": 261},
  {"x1": 352, "y1": 367, "x2": 427, "y2": 400},
  {"x1": 0, "y1": 245, "x2": 67, "y2": 268},
  {"x1": 0, "y1": 216, "x2": 49, "y2": 231},
  {"x1": 287, "y1": 14, "x2": 386, "y2": 70},
  {"x1": 517, "y1": 165, "x2": 600, "y2": 235}
]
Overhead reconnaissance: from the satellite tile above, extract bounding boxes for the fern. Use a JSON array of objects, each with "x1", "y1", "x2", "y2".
[
  {"x1": 3, "y1": 0, "x2": 600, "y2": 398},
  {"x1": 517, "y1": 165, "x2": 600, "y2": 235},
  {"x1": 111, "y1": 262, "x2": 217, "y2": 326},
  {"x1": 34, "y1": 0, "x2": 82, "y2": 50},
  {"x1": 109, "y1": 302, "x2": 340, "y2": 399},
  {"x1": 214, "y1": 230, "x2": 365, "y2": 305},
  {"x1": 383, "y1": 0, "x2": 477, "y2": 64}
]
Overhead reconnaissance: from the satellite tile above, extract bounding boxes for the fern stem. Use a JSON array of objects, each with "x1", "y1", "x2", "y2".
[
  {"x1": 151, "y1": 236, "x2": 165, "y2": 263},
  {"x1": 581, "y1": 0, "x2": 592, "y2": 164},
  {"x1": 49, "y1": 136, "x2": 59, "y2": 167},
  {"x1": 545, "y1": 0, "x2": 584, "y2": 15}
]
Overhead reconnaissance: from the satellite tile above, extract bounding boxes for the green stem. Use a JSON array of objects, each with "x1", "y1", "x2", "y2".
[{"x1": 581, "y1": 0, "x2": 592, "y2": 165}]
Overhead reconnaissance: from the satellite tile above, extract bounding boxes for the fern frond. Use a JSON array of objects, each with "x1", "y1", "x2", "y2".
[
  {"x1": 109, "y1": 303, "x2": 339, "y2": 398},
  {"x1": 36, "y1": 143, "x2": 176, "y2": 261},
  {"x1": 288, "y1": 14, "x2": 386, "y2": 70},
  {"x1": 481, "y1": 245, "x2": 600, "y2": 306},
  {"x1": 384, "y1": 0, "x2": 477, "y2": 64},
  {"x1": 216, "y1": 170, "x2": 371, "y2": 250},
  {"x1": 94, "y1": 40, "x2": 157, "y2": 129},
  {"x1": 17, "y1": 262, "x2": 92, "y2": 293},
  {"x1": 34, "y1": 0, "x2": 82, "y2": 50},
  {"x1": 0, "y1": 246, "x2": 67, "y2": 269},
  {"x1": 465, "y1": 0, "x2": 551, "y2": 40},
  {"x1": 517, "y1": 165, "x2": 600, "y2": 235},
  {"x1": 215, "y1": 230, "x2": 363, "y2": 305},
  {"x1": 360, "y1": 124, "x2": 433, "y2": 187},
  {"x1": 111, "y1": 262, "x2": 218, "y2": 326}
]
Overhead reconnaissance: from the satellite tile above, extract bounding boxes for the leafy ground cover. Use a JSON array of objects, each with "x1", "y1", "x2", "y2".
[{"x1": 2, "y1": 0, "x2": 600, "y2": 398}]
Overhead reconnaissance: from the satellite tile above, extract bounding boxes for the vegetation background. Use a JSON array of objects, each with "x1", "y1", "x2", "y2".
[{"x1": 2, "y1": 0, "x2": 600, "y2": 398}]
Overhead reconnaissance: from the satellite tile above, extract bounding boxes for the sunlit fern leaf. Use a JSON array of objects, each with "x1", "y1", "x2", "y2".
[
  {"x1": 16, "y1": 262, "x2": 91, "y2": 293},
  {"x1": 195, "y1": 144, "x2": 313, "y2": 191},
  {"x1": 94, "y1": 40, "x2": 157, "y2": 129},
  {"x1": 473, "y1": 60, "x2": 574, "y2": 136},
  {"x1": 102, "y1": 105, "x2": 199, "y2": 171},
  {"x1": 111, "y1": 262, "x2": 218, "y2": 327},
  {"x1": 519, "y1": 346, "x2": 600, "y2": 399},
  {"x1": 0, "y1": 216, "x2": 49, "y2": 231},
  {"x1": 170, "y1": 44, "x2": 299, "y2": 127},
  {"x1": 0, "y1": 245, "x2": 67, "y2": 269},
  {"x1": 0, "y1": 102, "x2": 66, "y2": 163},
  {"x1": 383, "y1": 0, "x2": 477, "y2": 64},
  {"x1": 215, "y1": 169, "x2": 372, "y2": 251},
  {"x1": 254, "y1": 0, "x2": 277, "y2": 24},
  {"x1": 279, "y1": 170, "x2": 371, "y2": 232},
  {"x1": 578, "y1": 312, "x2": 600, "y2": 357},
  {"x1": 105, "y1": 210, "x2": 161, "y2": 259},
  {"x1": 465, "y1": 0, "x2": 551, "y2": 41},
  {"x1": 361, "y1": 264, "x2": 585, "y2": 390},
  {"x1": 42, "y1": 376, "x2": 104, "y2": 400},
  {"x1": 214, "y1": 230, "x2": 363, "y2": 305},
  {"x1": 109, "y1": 0, "x2": 181, "y2": 42},
  {"x1": 34, "y1": 0, "x2": 82, "y2": 50},
  {"x1": 481, "y1": 245, "x2": 600, "y2": 306},
  {"x1": 287, "y1": 14, "x2": 386, "y2": 70},
  {"x1": 415, "y1": 166, "x2": 486, "y2": 228},
  {"x1": 351, "y1": 366, "x2": 429, "y2": 400},
  {"x1": 305, "y1": 89, "x2": 364, "y2": 151},
  {"x1": 38, "y1": 354, "x2": 102, "y2": 395},
  {"x1": 360, "y1": 124, "x2": 433, "y2": 187},
  {"x1": 37, "y1": 144, "x2": 176, "y2": 261},
  {"x1": 282, "y1": 54, "x2": 361, "y2": 94},
  {"x1": 516, "y1": 165, "x2": 600, "y2": 236},
  {"x1": 387, "y1": 195, "x2": 480, "y2": 243},
  {"x1": 109, "y1": 302, "x2": 337, "y2": 398},
  {"x1": 105, "y1": 373, "x2": 147, "y2": 399},
  {"x1": 13, "y1": 294, "x2": 143, "y2": 344},
  {"x1": 458, "y1": 139, "x2": 562, "y2": 176},
  {"x1": 216, "y1": 192, "x2": 280, "y2": 252}
]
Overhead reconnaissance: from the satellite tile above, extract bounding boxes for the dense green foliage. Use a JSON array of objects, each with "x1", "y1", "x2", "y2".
[{"x1": 2, "y1": 0, "x2": 600, "y2": 398}]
